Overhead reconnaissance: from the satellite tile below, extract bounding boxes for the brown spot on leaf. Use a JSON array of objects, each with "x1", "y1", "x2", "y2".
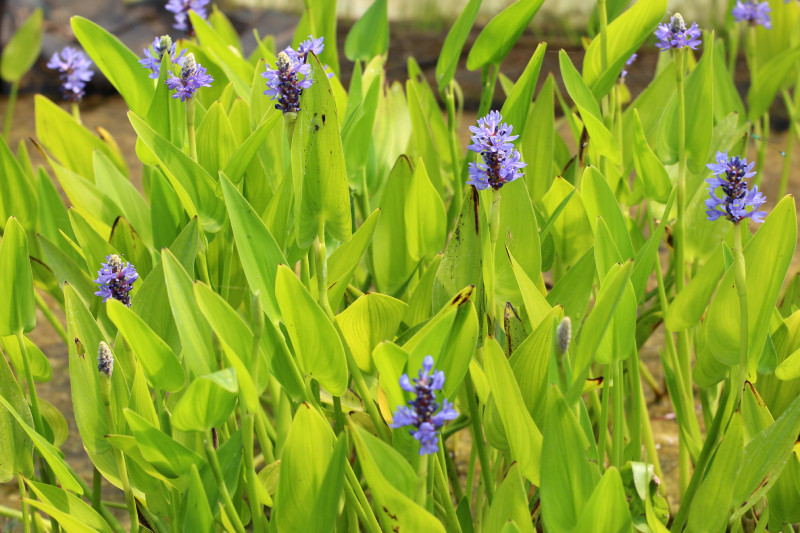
[
  {"x1": 322, "y1": 114, "x2": 326, "y2": 125},
  {"x1": 470, "y1": 186, "x2": 480, "y2": 234}
]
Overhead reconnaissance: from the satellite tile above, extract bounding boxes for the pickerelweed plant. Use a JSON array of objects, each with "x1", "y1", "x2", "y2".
[{"x1": 2, "y1": 0, "x2": 800, "y2": 532}]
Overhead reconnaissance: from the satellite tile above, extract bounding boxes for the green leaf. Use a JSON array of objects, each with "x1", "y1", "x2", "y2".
[
  {"x1": 274, "y1": 404, "x2": 335, "y2": 532},
  {"x1": 171, "y1": 369, "x2": 239, "y2": 433},
  {"x1": 128, "y1": 111, "x2": 226, "y2": 233},
  {"x1": 499, "y1": 43, "x2": 546, "y2": 136},
  {"x1": 406, "y1": 79, "x2": 444, "y2": 195},
  {"x1": 26, "y1": 480, "x2": 112, "y2": 533},
  {"x1": 344, "y1": 0, "x2": 389, "y2": 61},
  {"x1": 732, "y1": 394, "x2": 800, "y2": 507},
  {"x1": 0, "y1": 8, "x2": 43, "y2": 82},
  {"x1": 189, "y1": 12, "x2": 252, "y2": 99},
  {"x1": 94, "y1": 151, "x2": 152, "y2": 247},
  {"x1": 747, "y1": 45, "x2": 800, "y2": 122},
  {"x1": 0, "y1": 125, "x2": 37, "y2": 233},
  {"x1": 631, "y1": 110, "x2": 672, "y2": 203},
  {"x1": 508, "y1": 310, "x2": 557, "y2": 427},
  {"x1": 161, "y1": 250, "x2": 216, "y2": 379},
  {"x1": 124, "y1": 409, "x2": 204, "y2": 478},
  {"x1": 335, "y1": 293, "x2": 407, "y2": 373},
  {"x1": 276, "y1": 266, "x2": 348, "y2": 396},
  {"x1": 327, "y1": 209, "x2": 380, "y2": 311},
  {"x1": 71, "y1": 17, "x2": 153, "y2": 116},
  {"x1": 303, "y1": 434, "x2": 347, "y2": 533},
  {"x1": 522, "y1": 75, "x2": 556, "y2": 201},
  {"x1": 180, "y1": 464, "x2": 215, "y2": 533},
  {"x1": 558, "y1": 51, "x2": 620, "y2": 165},
  {"x1": 485, "y1": 464, "x2": 535, "y2": 533},
  {"x1": 350, "y1": 424, "x2": 446, "y2": 532},
  {"x1": 106, "y1": 299, "x2": 185, "y2": 392},
  {"x1": 466, "y1": 0, "x2": 546, "y2": 70},
  {"x1": 0, "y1": 351, "x2": 34, "y2": 481},
  {"x1": 196, "y1": 102, "x2": 238, "y2": 177},
  {"x1": 666, "y1": 244, "x2": 726, "y2": 331},
  {"x1": 705, "y1": 197, "x2": 797, "y2": 368},
  {"x1": 574, "y1": 467, "x2": 633, "y2": 533},
  {"x1": 220, "y1": 172, "x2": 286, "y2": 320},
  {"x1": 433, "y1": 188, "x2": 486, "y2": 317},
  {"x1": 687, "y1": 414, "x2": 744, "y2": 533},
  {"x1": 0, "y1": 395, "x2": 82, "y2": 493},
  {"x1": 0, "y1": 217, "x2": 35, "y2": 336},
  {"x1": 435, "y1": 0, "x2": 481, "y2": 89},
  {"x1": 541, "y1": 388, "x2": 600, "y2": 533},
  {"x1": 405, "y1": 157, "x2": 447, "y2": 262},
  {"x1": 292, "y1": 54, "x2": 351, "y2": 247},
  {"x1": 223, "y1": 111, "x2": 281, "y2": 185},
  {"x1": 0, "y1": 335, "x2": 51, "y2": 383},
  {"x1": 582, "y1": 167, "x2": 634, "y2": 260},
  {"x1": 541, "y1": 178, "x2": 593, "y2": 268},
  {"x1": 582, "y1": 0, "x2": 666, "y2": 98},
  {"x1": 484, "y1": 337, "x2": 543, "y2": 484}
]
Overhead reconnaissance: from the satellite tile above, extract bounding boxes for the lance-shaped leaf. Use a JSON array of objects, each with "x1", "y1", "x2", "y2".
[
  {"x1": 335, "y1": 293, "x2": 407, "y2": 373},
  {"x1": 171, "y1": 369, "x2": 239, "y2": 433},
  {"x1": 344, "y1": 0, "x2": 389, "y2": 61},
  {"x1": 0, "y1": 8, "x2": 43, "y2": 83},
  {"x1": 435, "y1": 0, "x2": 480, "y2": 89},
  {"x1": 276, "y1": 266, "x2": 348, "y2": 396},
  {"x1": 466, "y1": 0, "x2": 546, "y2": 70},
  {"x1": 0, "y1": 217, "x2": 35, "y2": 336},
  {"x1": 124, "y1": 409, "x2": 204, "y2": 478},
  {"x1": 0, "y1": 136, "x2": 37, "y2": 233},
  {"x1": 106, "y1": 299, "x2": 184, "y2": 392},
  {"x1": 220, "y1": 172, "x2": 286, "y2": 320},
  {"x1": 292, "y1": 54, "x2": 351, "y2": 247},
  {"x1": 0, "y1": 352, "x2": 34, "y2": 481}
]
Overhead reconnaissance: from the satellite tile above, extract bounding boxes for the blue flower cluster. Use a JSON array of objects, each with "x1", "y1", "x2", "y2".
[
  {"x1": 655, "y1": 14, "x2": 702, "y2": 51},
  {"x1": 262, "y1": 35, "x2": 328, "y2": 114},
  {"x1": 705, "y1": 151, "x2": 767, "y2": 224},
  {"x1": 47, "y1": 47, "x2": 94, "y2": 102},
  {"x1": 139, "y1": 35, "x2": 186, "y2": 80},
  {"x1": 732, "y1": 1, "x2": 772, "y2": 28},
  {"x1": 390, "y1": 356, "x2": 458, "y2": 455},
  {"x1": 165, "y1": 53, "x2": 213, "y2": 102},
  {"x1": 165, "y1": 0, "x2": 209, "y2": 35},
  {"x1": 94, "y1": 255, "x2": 138, "y2": 307},
  {"x1": 466, "y1": 111, "x2": 526, "y2": 191}
]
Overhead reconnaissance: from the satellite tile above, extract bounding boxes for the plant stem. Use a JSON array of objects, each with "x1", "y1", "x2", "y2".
[
  {"x1": 3, "y1": 80, "x2": 19, "y2": 138},
  {"x1": 433, "y1": 452, "x2": 462, "y2": 533},
  {"x1": 101, "y1": 377, "x2": 138, "y2": 533},
  {"x1": 611, "y1": 359, "x2": 625, "y2": 468},
  {"x1": 442, "y1": 443, "x2": 464, "y2": 502},
  {"x1": 186, "y1": 99, "x2": 197, "y2": 161},
  {"x1": 733, "y1": 225, "x2": 748, "y2": 407},
  {"x1": 205, "y1": 431, "x2": 246, "y2": 533},
  {"x1": 445, "y1": 82, "x2": 463, "y2": 225},
  {"x1": 464, "y1": 371, "x2": 494, "y2": 504},
  {"x1": 16, "y1": 332, "x2": 44, "y2": 439},
  {"x1": 344, "y1": 462, "x2": 381, "y2": 533},
  {"x1": 416, "y1": 455, "x2": 429, "y2": 507},
  {"x1": 71, "y1": 103, "x2": 81, "y2": 125},
  {"x1": 486, "y1": 189, "x2": 501, "y2": 337},
  {"x1": 597, "y1": 366, "x2": 610, "y2": 468},
  {"x1": 18, "y1": 473, "x2": 31, "y2": 533},
  {"x1": 242, "y1": 414, "x2": 266, "y2": 533},
  {"x1": 91, "y1": 467, "x2": 102, "y2": 513},
  {"x1": 670, "y1": 382, "x2": 733, "y2": 532},
  {"x1": 597, "y1": 0, "x2": 609, "y2": 73},
  {"x1": 477, "y1": 65, "x2": 498, "y2": 119},
  {"x1": 313, "y1": 220, "x2": 331, "y2": 314}
]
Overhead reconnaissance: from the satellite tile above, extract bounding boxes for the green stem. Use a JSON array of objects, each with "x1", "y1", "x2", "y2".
[
  {"x1": 433, "y1": 452, "x2": 462, "y2": 533},
  {"x1": 733, "y1": 225, "x2": 748, "y2": 407},
  {"x1": 71, "y1": 102, "x2": 81, "y2": 125},
  {"x1": 18, "y1": 473, "x2": 31, "y2": 533},
  {"x1": 442, "y1": 443, "x2": 464, "y2": 502},
  {"x1": 254, "y1": 409, "x2": 275, "y2": 463},
  {"x1": 313, "y1": 220, "x2": 331, "y2": 314},
  {"x1": 611, "y1": 359, "x2": 625, "y2": 468},
  {"x1": 445, "y1": 82, "x2": 463, "y2": 224},
  {"x1": 416, "y1": 455, "x2": 429, "y2": 507},
  {"x1": 186, "y1": 99, "x2": 197, "y2": 161},
  {"x1": 486, "y1": 189, "x2": 501, "y2": 337},
  {"x1": 101, "y1": 378, "x2": 138, "y2": 533},
  {"x1": 92, "y1": 467, "x2": 102, "y2": 513},
  {"x1": 670, "y1": 382, "x2": 733, "y2": 532},
  {"x1": 778, "y1": 91, "x2": 794, "y2": 199},
  {"x1": 3, "y1": 80, "x2": 19, "y2": 138},
  {"x1": 344, "y1": 462, "x2": 382, "y2": 533},
  {"x1": 242, "y1": 414, "x2": 266, "y2": 533},
  {"x1": 16, "y1": 332, "x2": 44, "y2": 438},
  {"x1": 464, "y1": 371, "x2": 494, "y2": 504},
  {"x1": 205, "y1": 431, "x2": 246, "y2": 533},
  {"x1": 33, "y1": 291, "x2": 68, "y2": 346},
  {"x1": 597, "y1": 366, "x2": 611, "y2": 468},
  {"x1": 597, "y1": 0, "x2": 609, "y2": 73}
]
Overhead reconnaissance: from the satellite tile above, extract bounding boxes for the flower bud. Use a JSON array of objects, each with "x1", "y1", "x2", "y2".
[
  {"x1": 557, "y1": 317, "x2": 572, "y2": 355},
  {"x1": 97, "y1": 341, "x2": 114, "y2": 377}
]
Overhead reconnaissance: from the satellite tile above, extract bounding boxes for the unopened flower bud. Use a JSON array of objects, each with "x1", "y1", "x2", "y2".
[
  {"x1": 557, "y1": 317, "x2": 572, "y2": 355},
  {"x1": 97, "y1": 341, "x2": 114, "y2": 377},
  {"x1": 156, "y1": 35, "x2": 173, "y2": 55}
]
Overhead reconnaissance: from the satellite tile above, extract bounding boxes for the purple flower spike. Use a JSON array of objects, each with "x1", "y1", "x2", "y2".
[
  {"x1": 390, "y1": 355, "x2": 458, "y2": 456},
  {"x1": 262, "y1": 48, "x2": 313, "y2": 113},
  {"x1": 165, "y1": 53, "x2": 213, "y2": 102},
  {"x1": 139, "y1": 35, "x2": 186, "y2": 79},
  {"x1": 165, "y1": 0, "x2": 209, "y2": 35},
  {"x1": 47, "y1": 46, "x2": 94, "y2": 102},
  {"x1": 298, "y1": 35, "x2": 325, "y2": 59},
  {"x1": 705, "y1": 151, "x2": 767, "y2": 224},
  {"x1": 94, "y1": 254, "x2": 138, "y2": 307},
  {"x1": 655, "y1": 13, "x2": 702, "y2": 51},
  {"x1": 732, "y1": 1, "x2": 772, "y2": 28},
  {"x1": 467, "y1": 111, "x2": 526, "y2": 190}
]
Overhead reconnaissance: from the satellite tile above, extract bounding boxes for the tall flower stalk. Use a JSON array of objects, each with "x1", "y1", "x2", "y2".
[
  {"x1": 47, "y1": 46, "x2": 94, "y2": 123},
  {"x1": 165, "y1": 52, "x2": 213, "y2": 160}
]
